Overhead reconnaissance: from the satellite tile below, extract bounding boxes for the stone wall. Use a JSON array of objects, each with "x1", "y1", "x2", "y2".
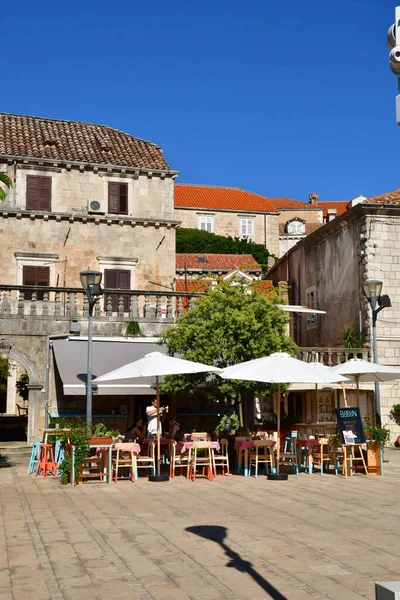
[
  {"x1": 174, "y1": 207, "x2": 279, "y2": 256},
  {"x1": 277, "y1": 207, "x2": 323, "y2": 225}
]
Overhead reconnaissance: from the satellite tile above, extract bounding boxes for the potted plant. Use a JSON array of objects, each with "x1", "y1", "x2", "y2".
[
  {"x1": 89, "y1": 423, "x2": 120, "y2": 446},
  {"x1": 389, "y1": 404, "x2": 400, "y2": 426},
  {"x1": 363, "y1": 417, "x2": 391, "y2": 476},
  {"x1": 214, "y1": 413, "x2": 240, "y2": 439},
  {"x1": 58, "y1": 426, "x2": 90, "y2": 485}
]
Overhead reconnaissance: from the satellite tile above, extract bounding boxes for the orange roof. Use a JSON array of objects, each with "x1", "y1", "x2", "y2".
[
  {"x1": 279, "y1": 223, "x2": 323, "y2": 236},
  {"x1": 318, "y1": 201, "x2": 348, "y2": 218},
  {"x1": 174, "y1": 184, "x2": 278, "y2": 213},
  {"x1": 270, "y1": 197, "x2": 322, "y2": 210},
  {"x1": 176, "y1": 253, "x2": 260, "y2": 271},
  {"x1": 175, "y1": 278, "x2": 273, "y2": 294},
  {"x1": 367, "y1": 188, "x2": 400, "y2": 204}
]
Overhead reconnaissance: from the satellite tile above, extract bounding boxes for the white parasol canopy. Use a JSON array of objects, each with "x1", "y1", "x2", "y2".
[
  {"x1": 220, "y1": 352, "x2": 348, "y2": 475},
  {"x1": 330, "y1": 358, "x2": 400, "y2": 408},
  {"x1": 93, "y1": 352, "x2": 221, "y2": 479}
]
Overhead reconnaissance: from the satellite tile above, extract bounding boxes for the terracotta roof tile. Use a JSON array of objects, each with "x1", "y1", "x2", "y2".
[
  {"x1": 367, "y1": 188, "x2": 400, "y2": 204},
  {"x1": 318, "y1": 201, "x2": 348, "y2": 218},
  {"x1": 270, "y1": 197, "x2": 322, "y2": 210},
  {"x1": 278, "y1": 223, "x2": 324, "y2": 236},
  {"x1": 0, "y1": 112, "x2": 170, "y2": 171},
  {"x1": 174, "y1": 184, "x2": 278, "y2": 213},
  {"x1": 176, "y1": 253, "x2": 260, "y2": 271},
  {"x1": 175, "y1": 278, "x2": 273, "y2": 294}
]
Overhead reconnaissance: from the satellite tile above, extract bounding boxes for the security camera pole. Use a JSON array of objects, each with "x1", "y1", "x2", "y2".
[{"x1": 387, "y1": 6, "x2": 400, "y2": 124}]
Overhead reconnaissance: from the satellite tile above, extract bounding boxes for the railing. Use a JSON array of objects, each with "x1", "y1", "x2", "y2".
[
  {"x1": 298, "y1": 346, "x2": 370, "y2": 366},
  {"x1": 0, "y1": 285, "x2": 202, "y2": 322}
]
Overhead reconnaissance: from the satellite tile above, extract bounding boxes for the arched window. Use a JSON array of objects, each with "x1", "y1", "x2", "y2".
[{"x1": 286, "y1": 220, "x2": 305, "y2": 235}]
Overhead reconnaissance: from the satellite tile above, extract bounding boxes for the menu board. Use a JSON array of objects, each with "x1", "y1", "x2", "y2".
[{"x1": 335, "y1": 407, "x2": 365, "y2": 444}]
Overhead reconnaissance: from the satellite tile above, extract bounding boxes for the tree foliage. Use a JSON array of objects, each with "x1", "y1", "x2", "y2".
[
  {"x1": 0, "y1": 358, "x2": 10, "y2": 392},
  {"x1": 176, "y1": 228, "x2": 276, "y2": 270},
  {"x1": 0, "y1": 173, "x2": 12, "y2": 202},
  {"x1": 160, "y1": 282, "x2": 297, "y2": 399}
]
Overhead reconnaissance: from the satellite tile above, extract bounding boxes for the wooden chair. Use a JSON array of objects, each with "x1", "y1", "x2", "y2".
[
  {"x1": 235, "y1": 436, "x2": 246, "y2": 471},
  {"x1": 190, "y1": 442, "x2": 215, "y2": 481},
  {"x1": 280, "y1": 431, "x2": 299, "y2": 474},
  {"x1": 136, "y1": 440, "x2": 156, "y2": 476},
  {"x1": 249, "y1": 440, "x2": 275, "y2": 477},
  {"x1": 213, "y1": 439, "x2": 230, "y2": 476},
  {"x1": 112, "y1": 443, "x2": 138, "y2": 483},
  {"x1": 169, "y1": 440, "x2": 192, "y2": 478},
  {"x1": 310, "y1": 437, "x2": 332, "y2": 475},
  {"x1": 342, "y1": 443, "x2": 369, "y2": 478},
  {"x1": 191, "y1": 432, "x2": 208, "y2": 441}
]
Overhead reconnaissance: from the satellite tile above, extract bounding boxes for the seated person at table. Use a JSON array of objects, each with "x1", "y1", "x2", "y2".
[
  {"x1": 166, "y1": 416, "x2": 184, "y2": 442},
  {"x1": 124, "y1": 419, "x2": 145, "y2": 441},
  {"x1": 146, "y1": 398, "x2": 165, "y2": 440}
]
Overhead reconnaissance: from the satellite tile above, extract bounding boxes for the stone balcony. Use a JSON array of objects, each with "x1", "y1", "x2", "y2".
[
  {"x1": 297, "y1": 346, "x2": 371, "y2": 366},
  {"x1": 0, "y1": 284, "x2": 201, "y2": 338}
]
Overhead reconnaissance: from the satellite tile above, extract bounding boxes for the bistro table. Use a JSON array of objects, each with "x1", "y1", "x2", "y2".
[{"x1": 176, "y1": 441, "x2": 220, "y2": 454}]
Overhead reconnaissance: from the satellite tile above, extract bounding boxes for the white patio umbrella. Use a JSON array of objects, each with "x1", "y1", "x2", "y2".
[
  {"x1": 220, "y1": 352, "x2": 349, "y2": 480},
  {"x1": 93, "y1": 352, "x2": 221, "y2": 481},
  {"x1": 330, "y1": 358, "x2": 400, "y2": 408}
]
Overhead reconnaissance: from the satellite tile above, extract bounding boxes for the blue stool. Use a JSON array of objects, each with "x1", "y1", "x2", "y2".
[
  {"x1": 27, "y1": 441, "x2": 41, "y2": 475},
  {"x1": 55, "y1": 440, "x2": 65, "y2": 476}
]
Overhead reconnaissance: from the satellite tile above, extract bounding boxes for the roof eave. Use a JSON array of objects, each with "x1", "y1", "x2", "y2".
[{"x1": 174, "y1": 204, "x2": 278, "y2": 215}]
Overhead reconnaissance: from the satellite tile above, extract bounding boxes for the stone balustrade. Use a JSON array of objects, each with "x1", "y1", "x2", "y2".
[
  {"x1": 298, "y1": 346, "x2": 370, "y2": 366},
  {"x1": 0, "y1": 285, "x2": 201, "y2": 323}
]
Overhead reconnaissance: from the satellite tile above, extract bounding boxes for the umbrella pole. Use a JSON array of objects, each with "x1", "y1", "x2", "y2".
[
  {"x1": 276, "y1": 385, "x2": 280, "y2": 474},
  {"x1": 156, "y1": 375, "x2": 161, "y2": 477},
  {"x1": 355, "y1": 375, "x2": 360, "y2": 408}
]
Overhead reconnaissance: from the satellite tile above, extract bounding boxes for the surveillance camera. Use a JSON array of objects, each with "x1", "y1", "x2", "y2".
[
  {"x1": 387, "y1": 23, "x2": 396, "y2": 51},
  {"x1": 390, "y1": 46, "x2": 400, "y2": 75}
]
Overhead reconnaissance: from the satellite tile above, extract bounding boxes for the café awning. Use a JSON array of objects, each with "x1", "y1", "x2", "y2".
[{"x1": 52, "y1": 337, "x2": 165, "y2": 395}]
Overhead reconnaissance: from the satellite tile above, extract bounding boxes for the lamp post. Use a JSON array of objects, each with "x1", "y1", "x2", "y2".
[
  {"x1": 362, "y1": 278, "x2": 391, "y2": 425},
  {"x1": 80, "y1": 270, "x2": 103, "y2": 435}
]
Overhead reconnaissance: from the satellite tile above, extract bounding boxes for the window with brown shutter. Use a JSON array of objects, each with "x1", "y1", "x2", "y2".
[
  {"x1": 108, "y1": 182, "x2": 128, "y2": 214},
  {"x1": 104, "y1": 269, "x2": 131, "y2": 311},
  {"x1": 26, "y1": 176, "x2": 52, "y2": 211},
  {"x1": 22, "y1": 265, "x2": 50, "y2": 300}
]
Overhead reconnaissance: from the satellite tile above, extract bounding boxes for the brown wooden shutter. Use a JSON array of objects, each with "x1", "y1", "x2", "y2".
[
  {"x1": 39, "y1": 177, "x2": 51, "y2": 211},
  {"x1": 119, "y1": 183, "x2": 128, "y2": 214},
  {"x1": 26, "y1": 176, "x2": 40, "y2": 210},
  {"x1": 108, "y1": 183, "x2": 119, "y2": 214},
  {"x1": 104, "y1": 269, "x2": 130, "y2": 312},
  {"x1": 22, "y1": 265, "x2": 50, "y2": 300},
  {"x1": 26, "y1": 176, "x2": 51, "y2": 210}
]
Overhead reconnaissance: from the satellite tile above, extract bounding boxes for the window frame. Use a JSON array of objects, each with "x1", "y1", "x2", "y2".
[
  {"x1": 306, "y1": 285, "x2": 317, "y2": 328},
  {"x1": 26, "y1": 175, "x2": 52, "y2": 211},
  {"x1": 287, "y1": 220, "x2": 305, "y2": 235},
  {"x1": 198, "y1": 214, "x2": 214, "y2": 233},
  {"x1": 239, "y1": 217, "x2": 254, "y2": 239},
  {"x1": 108, "y1": 182, "x2": 128, "y2": 215}
]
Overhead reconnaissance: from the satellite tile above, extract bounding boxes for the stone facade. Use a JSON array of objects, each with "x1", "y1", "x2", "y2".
[
  {"x1": 267, "y1": 203, "x2": 400, "y2": 440},
  {"x1": 174, "y1": 207, "x2": 280, "y2": 257}
]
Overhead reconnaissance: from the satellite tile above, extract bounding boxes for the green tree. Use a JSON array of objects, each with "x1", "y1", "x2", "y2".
[
  {"x1": 176, "y1": 228, "x2": 276, "y2": 270},
  {"x1": 0, "y1": 173, "x2": 12, "y2": 202},
  {"x1": 160, "y1": 282, "x2": 297, "y2": 402}
]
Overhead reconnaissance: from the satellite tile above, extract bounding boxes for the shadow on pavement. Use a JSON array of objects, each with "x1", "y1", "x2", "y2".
[
  {"x1": 0, "y1": 453, "x2": 12, "y2": 468},
  {"x1": 186, "y1": 525, "x2": 288, "y2": 600}
]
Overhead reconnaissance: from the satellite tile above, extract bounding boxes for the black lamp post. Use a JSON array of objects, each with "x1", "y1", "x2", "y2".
[
  {"x1": 80, "y1": 270, "x2": 103, "y2": 434},
  {"x1": 362, "y1": 278, "x2": 391, "y2": 425}
]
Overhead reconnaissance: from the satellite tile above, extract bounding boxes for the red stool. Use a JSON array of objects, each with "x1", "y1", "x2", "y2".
[{"x1": 34, "y1": 444, "x2": 58, "y2": 477}]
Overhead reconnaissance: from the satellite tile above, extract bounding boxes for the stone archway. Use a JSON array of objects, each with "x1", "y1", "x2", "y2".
[{"x1": 8, "y1": 349, "x2": 42, "y2": 444}]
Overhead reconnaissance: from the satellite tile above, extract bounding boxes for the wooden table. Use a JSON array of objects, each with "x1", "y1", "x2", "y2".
[
  {"x1": 42, "y1": 428, "x2": 71, "y2": 443},
  {"x1": 71, "y1": 441, "x2": 113, "y2": 486},
  {"x1": 296, "y1": 439, "x2": 324, "y2": 474}
]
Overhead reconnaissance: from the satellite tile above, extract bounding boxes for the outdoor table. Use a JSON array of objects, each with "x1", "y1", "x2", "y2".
[
  {"x1": 176, "y1": 441, "x2": 220, "y2": 454},
  {"x1": 296, "y1": 438, "x2": 324, "y2": 474},
  {"x1": 42, "y1": 428, "x2": 71, "y2": 444},
  {"x1": 233, "y1": 440, "x2": 276, "y2": 477}
]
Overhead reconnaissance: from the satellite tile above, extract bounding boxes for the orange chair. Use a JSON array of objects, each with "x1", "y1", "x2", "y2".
[{"x1": 34, "y1": 444, "x2": 58, "y2": 477}]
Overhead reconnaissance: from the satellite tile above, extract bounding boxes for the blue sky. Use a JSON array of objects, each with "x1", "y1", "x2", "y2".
[{"x1": 2, "y1": 0, "x2": 398, "y2": 201}]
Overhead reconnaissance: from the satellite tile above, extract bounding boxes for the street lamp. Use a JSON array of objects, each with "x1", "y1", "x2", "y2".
[
  {"x1": 362, "y1": 278, "x2": 391, "y2": 424},
  {"x1": 80, "y1": 270, "x2": 103, "y2": 434}
]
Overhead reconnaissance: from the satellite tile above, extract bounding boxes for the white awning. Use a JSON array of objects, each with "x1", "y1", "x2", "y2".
[
  {"x1": 52, "y1": 337, "x2": 165, "y2": 395},
  {"x1": 277, "y1": 304, "x2": 326, "y2": 314}
]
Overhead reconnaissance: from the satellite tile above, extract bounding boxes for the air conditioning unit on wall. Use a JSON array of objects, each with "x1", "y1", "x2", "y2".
[{"x1": 87, "y1": 199, "x2": 106, "y2": 214}]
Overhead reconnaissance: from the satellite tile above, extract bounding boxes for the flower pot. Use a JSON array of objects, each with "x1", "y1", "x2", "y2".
[{"x1": 89, "y1": 437, "x2": 113, "y2": 446}]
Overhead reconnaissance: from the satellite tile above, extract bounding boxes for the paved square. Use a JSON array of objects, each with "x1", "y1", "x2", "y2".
[{"x1": 1, "y1": 449, "x2": 400, "y2": 599}]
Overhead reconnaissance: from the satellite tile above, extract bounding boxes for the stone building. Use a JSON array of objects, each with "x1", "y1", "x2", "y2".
[
  {"x1": 267, "y1": 192, "x2": 400, "y2": 439},
  {"x1": 174, "y1": 184, "x2": 280, "y2": 257},
  {"x1": 0, "y1": 112, "x2": 182, "y2": 441}
]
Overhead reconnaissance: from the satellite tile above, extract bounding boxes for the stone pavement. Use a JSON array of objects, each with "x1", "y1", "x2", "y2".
[{"x1": 1, "y1": 450, "x2": 400, "y2": 600}]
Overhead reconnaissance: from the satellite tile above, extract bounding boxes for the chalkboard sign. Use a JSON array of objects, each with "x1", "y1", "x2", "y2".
[{"x1": 335, "y1": 407, "x2": 365, "y2": 444}]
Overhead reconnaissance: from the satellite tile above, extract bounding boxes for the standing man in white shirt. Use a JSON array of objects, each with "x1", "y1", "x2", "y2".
[{"x1": 146, "y1": 398, "x2": 165, "y2": 439}]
